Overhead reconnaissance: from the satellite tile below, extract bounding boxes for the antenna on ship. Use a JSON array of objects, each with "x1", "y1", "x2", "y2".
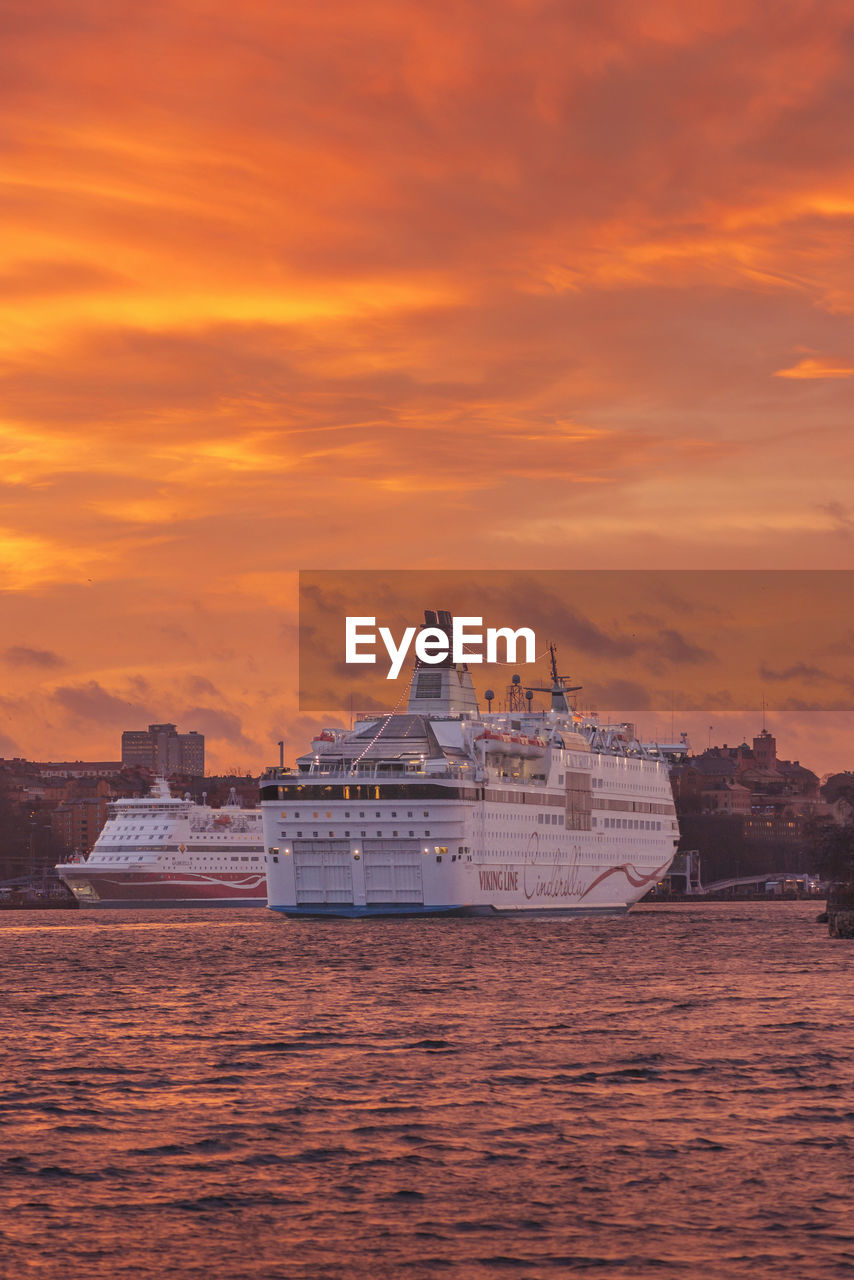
[
  {"x1": 507, "y1": 673, "x2": 525, "y2": 713},
  {"x1": 524, "y1": 642, "x2": 582, "y2": 713}
]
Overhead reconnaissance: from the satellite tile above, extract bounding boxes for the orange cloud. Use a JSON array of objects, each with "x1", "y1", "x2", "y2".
[
  {"x1": 774, "y1": 357, "x2": 854, "y2": 379},
  {"x1": 1, "y1": 0, "x2": 854, "y2": 771}
]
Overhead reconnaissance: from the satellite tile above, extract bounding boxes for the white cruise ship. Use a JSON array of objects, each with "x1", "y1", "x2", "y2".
[
  {"x1": 261, "y1": 610, "x2": 679, "y2": 917},
  {"x1": 56, "y1": 779, "x2": 266, "y2": 908}
]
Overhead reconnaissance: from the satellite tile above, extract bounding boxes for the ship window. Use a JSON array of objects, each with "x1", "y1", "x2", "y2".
[
  {"x1": 313, "y1": 831, "x2": 318, "y2": 837},
  {"x1": 393, "y1": 830, "x2": 398, "y2": 837},
  {"x1": 361, "y1": 830, "x2": 366, "y2": 837},
  {"x1": 294, "y1": 811, "x2": 300, "y2": 818},
  {"x1": 425, "y1": 829, "x2": 430, "y2": 836},
  {"x1": 538, "y1": 814, "x2": 543, "y2": 824},
  {"x1": 375, "y1": 812, "x2": 381, "y2": 817},
  {"x1": 377, "y1": 831, "x2": 381, "y2": 837},
  {"x1": 423, "y1": 811, "x2": 429, "y2": 817},
  {"x1": 391, "y1": 811, "x2": 397, "y2": 817},
  {"x1": 359, "y1": 812, "x2": 365, "y2": 818},
  {"x1": 407, "y1": 811, "x2": 413, "y2": 818},
  {"x1": 297, "y1": 830, "x2": 302, "y2": 837},
  {"x1": 345, "y1": 811, "x2": 350, "y2": 818},
  {"x1": 409, "y1": 830, "x2": 414, "y2": 836},
  {"x1": 345, "y1": 830, "x2": 350, "y2": 837}
]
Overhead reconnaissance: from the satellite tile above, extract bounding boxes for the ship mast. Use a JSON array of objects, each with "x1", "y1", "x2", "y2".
[{"x1": 526, "y1": 643, "x2": 582, "y2": 713}]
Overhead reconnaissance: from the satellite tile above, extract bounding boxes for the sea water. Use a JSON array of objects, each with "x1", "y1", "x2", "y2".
[{"x1": 2, "y1": 902, "x2": 852, "y2": 1279}]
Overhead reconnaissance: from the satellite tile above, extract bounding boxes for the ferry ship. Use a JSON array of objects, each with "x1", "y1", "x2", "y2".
[
  {"x1": 261, "y1": 610, "x2": 680, "y2": 917},
  {"x1": 56, "y1": 779, "x2": 266, "y2": 908}
]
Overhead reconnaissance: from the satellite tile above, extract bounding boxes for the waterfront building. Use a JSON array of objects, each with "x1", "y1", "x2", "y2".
[
  {"x1": 50, "y1": 794, "x2": 112, "y2": 855},
  {"x1": 121, "y1": 723, "x2": 205, "y2": 776}
]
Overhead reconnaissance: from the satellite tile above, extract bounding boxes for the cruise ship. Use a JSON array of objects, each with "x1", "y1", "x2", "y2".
[
  {"x1": 56, "y1": 779, "x2": 266, "y2": 908},
  {"x1": 261, "y1": 610, "x2": 680, "y2": 916}
]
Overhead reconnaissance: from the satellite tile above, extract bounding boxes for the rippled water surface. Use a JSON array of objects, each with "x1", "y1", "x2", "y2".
[{"x1": 2, "y1": 903, "x2": 852, "y2": 1279}]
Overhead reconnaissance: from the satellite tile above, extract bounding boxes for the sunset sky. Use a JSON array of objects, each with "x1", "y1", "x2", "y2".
[{"x1": 2, "y1": 1, "x2": 854, "y2": 774}]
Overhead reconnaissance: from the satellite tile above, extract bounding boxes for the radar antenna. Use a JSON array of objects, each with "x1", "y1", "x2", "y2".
[{"x1": 525, "y1": 642, "x2": 582, "y2": 713}]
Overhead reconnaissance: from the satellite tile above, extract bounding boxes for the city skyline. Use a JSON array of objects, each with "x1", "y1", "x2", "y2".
[
  {"x1": 1, "y1": 704, "x2": 851, "y2": 786},
  {"x1": 2, "y1": 3, "x2": 854, "y2": 772}
]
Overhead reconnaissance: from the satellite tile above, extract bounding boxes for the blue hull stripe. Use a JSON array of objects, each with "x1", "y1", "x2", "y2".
[{"x1": 268, "y1": 903, "x2": 631, "y2": 919}]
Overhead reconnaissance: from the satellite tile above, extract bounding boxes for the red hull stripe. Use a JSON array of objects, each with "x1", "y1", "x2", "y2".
[{"x1": 59, "y1": 870, "x2": 266, "y2": 901}]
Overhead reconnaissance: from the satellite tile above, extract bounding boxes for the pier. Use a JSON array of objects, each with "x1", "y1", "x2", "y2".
[{"x1": 656, "y1": 850, "x2": 823, "y2": 899}]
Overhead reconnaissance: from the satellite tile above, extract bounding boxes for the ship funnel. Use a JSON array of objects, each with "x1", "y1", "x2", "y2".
[{"x1": 407, "y1": 608, "x2": 480, "y2": 718}]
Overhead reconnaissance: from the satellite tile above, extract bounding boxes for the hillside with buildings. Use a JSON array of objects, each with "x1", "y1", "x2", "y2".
[{"x1": 671, "y1": 728, "x2": 851, "y2": 884}]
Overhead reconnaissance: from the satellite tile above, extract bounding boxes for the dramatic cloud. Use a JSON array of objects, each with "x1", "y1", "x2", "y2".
[
  {"x1": 2, "y1": 1, "x2": 854, "y2": 770},
  {"x1": 758, "y1": 662, "x2": 844, "y2": 685},
  {"x1": 655, "y1": 630, "x2": 715, "y2": 665},
  {"x1": 51, "y1": 681, "x2": 150, "y2": 725},
  {"x1": 179, "y1": 705, "x2": 261, "y2": 755},
  {"x1": 186, "y1": 676, "x2": 223, "y2": 699},
  {"x1": 3, "y1": 646, "x2": 65, "y2": 669}
]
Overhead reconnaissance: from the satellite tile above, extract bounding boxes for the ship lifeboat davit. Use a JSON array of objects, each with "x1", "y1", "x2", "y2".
[
  {"x1": 475, "y1": 730, "x2": 546, "y2": 759},
  {"x1": 311, "y1": 729, "x2": 339, "y2": 752}
]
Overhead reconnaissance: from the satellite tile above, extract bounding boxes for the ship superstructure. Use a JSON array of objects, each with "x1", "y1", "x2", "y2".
[
  {"x1": 57, "y1": 779, "x2": 265, "y2": 908},
  {"x1": 262, "y1": 611, "x2": 680, "y2": 916}
]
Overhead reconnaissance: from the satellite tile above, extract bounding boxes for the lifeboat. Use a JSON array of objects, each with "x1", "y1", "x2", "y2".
[
  {"x1": 475, "y1": 730, "x2": 546, "y2": 759},
  {"x1": 311, "y1": 729, "x2": 339, "y2": 751}
]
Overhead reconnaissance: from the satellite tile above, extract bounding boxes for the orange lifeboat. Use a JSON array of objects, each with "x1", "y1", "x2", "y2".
[{"x1": 475, "y1": 730, "x2": 546, "y2": 759}]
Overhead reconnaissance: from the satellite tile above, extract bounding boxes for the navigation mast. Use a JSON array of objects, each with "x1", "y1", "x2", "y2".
[{"x1": 524, "y1": 643, "x2": 582, "y2": 713}]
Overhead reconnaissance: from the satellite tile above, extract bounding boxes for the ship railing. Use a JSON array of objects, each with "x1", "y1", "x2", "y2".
[{"x1": 297, "y1": 759, "x2": 475, "y2": 781}]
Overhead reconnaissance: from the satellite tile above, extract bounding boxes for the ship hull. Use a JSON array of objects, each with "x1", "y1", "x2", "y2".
[
  {"x1": 264, "y1": 838, "x2": 675, "y2": 917},
  {"x1": 269, "y1": 902, "x2": 631, "y2": 919},
  {"x1": 57, "y1": 867, "x2": 267, "y2": 909}
]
